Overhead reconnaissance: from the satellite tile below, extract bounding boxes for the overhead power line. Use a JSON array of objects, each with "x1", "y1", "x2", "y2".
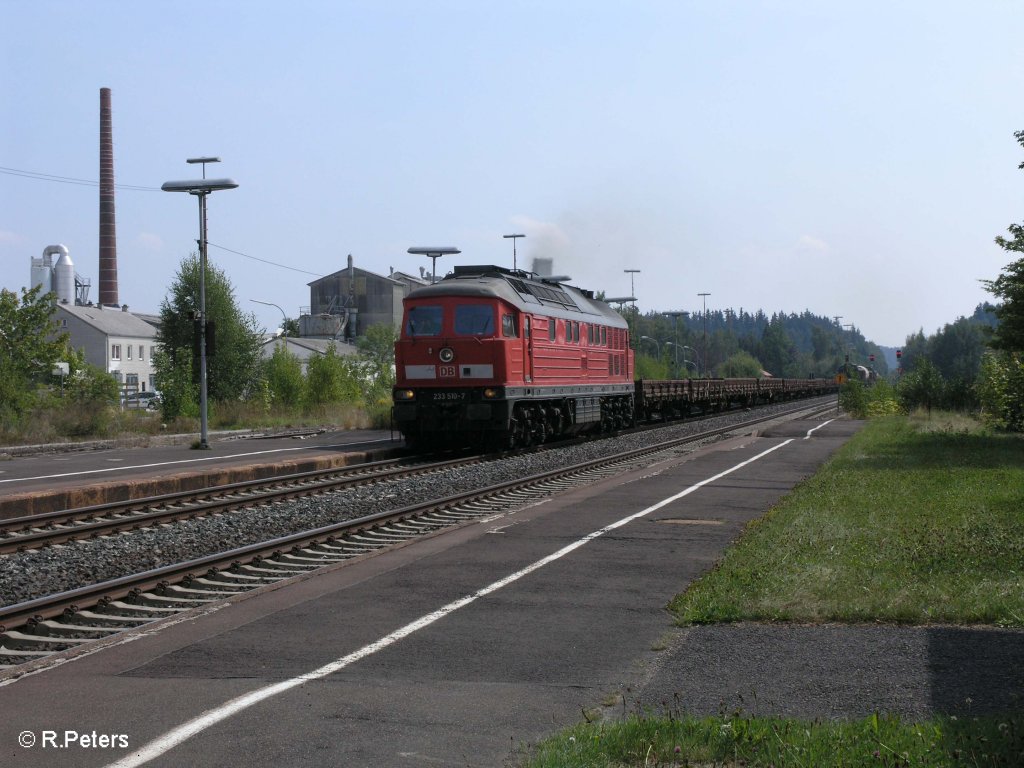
[
  {"x1": 0, "y1": 165, "x2": 159, "y2": 191},
  {"x1": 3, "y1": 164, "x2": 326, "y2": 279},
  {"x1": 208, "y1": 242, "x2": 324, "y2": 277}
]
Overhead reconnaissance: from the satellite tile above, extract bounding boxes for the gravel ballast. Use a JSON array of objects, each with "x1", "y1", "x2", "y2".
[{"x1": 0, "y1": 402, "x2": 816, "y2": 607}]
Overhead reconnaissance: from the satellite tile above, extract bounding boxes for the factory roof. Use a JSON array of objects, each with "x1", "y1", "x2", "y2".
[{"x1": 56, "y1": 303, "x2": 158, "y2": 339}]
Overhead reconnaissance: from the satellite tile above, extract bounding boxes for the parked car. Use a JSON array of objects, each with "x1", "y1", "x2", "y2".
[{"x1": 123, "y1": 391, "x2": 161, "y2": 410}]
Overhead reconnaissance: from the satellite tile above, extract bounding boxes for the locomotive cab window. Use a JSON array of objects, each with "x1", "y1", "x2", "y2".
[
  {"x1": 405, "y1": 305, "x2": 443, "y2": 337},
  {"x1": 454, "y1": 305, "x2": 494, "y2": 336},
  {"x1": 502, "y1": 313, "x2": 518, "y2": 337}
]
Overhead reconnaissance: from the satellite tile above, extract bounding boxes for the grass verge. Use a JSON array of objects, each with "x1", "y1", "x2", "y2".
[
  {"x1": 670, "y1": 414, "x2": 1024, "y2": 626},
  {"x1": 523, "y1": 712, "x2": 1023, "y2": 767}
]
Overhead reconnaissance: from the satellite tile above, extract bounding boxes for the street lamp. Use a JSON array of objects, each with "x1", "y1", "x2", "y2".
[
  {"x1": 162, "y1": 164, "x2": 238, "y2": 451},
  {"x1": 698, "y1": 292, "x2": 711, "y2": 377},
  {"x1": 251, "y1": 299, "x2": 288, "y2": 348},
  {"x1": 639, "y1": 335, "x2": 661, "y2": 359},
  {"x1": 408, "y1": 246, "x2": 460, "y2": 284},
  {"x1": 664, "y1": 341, "x2": 680, "y2": 372},
  {"x1": 624, "y1": 269, "x2": 641, "y2": 313},
  {"x1": 503, "y1": 233, "x2": 525, "y2": 272},
  {"x1": 664, "y1": 310, "x2": 687, "y2": 377}
]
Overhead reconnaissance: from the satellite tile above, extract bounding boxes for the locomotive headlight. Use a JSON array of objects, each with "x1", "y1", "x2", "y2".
[
  {"x1": 394, "y1": 389, "x2": 416, "y2": 400},
  {"x1": 483, "y1": 388, "x2": 498, "y2": 399},
  {"x1": 439, "y1": 347, "x2": 455, "y2": 363}
]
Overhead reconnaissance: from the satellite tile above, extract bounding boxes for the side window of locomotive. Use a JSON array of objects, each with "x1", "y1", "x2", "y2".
[
  {"x1": 601, "y1": 327, "x2": 607, "y2": 346},
  {"x1": 406, "y1": 305, "x2": 443, "y2": 337},
  {"x1": 454, "y1": 305, "x2": 494, "y2": 336},
  {"x1": 549, "y1": 319, "x2": 557, "y2": 342},
  {"x1": 523, "y1": 315, "x2": 531, "y2": 338},
  {"x1": 502, "y1": 313, "x2": 518, "y2": 337}
]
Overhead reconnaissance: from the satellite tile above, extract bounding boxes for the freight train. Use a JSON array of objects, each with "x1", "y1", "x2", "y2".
[{"x1": 392, "y1": 265, "x2": 836, "y2": 450}]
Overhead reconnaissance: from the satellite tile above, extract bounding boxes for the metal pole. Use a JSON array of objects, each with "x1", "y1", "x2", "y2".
[
  {"x1": 698, "y1": 292, "x2": 710, "y2": 377},
  {"x1": 503, "y1": 234, "x2": 525, "y2": 273},
  {"x1": 198, "y1": 191, "x2": 210, "y2": 450}
]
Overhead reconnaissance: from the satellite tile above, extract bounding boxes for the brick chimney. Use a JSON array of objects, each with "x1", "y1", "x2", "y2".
[{"x1": 98, "y1": 87, "x2": 118, "y2": 306}]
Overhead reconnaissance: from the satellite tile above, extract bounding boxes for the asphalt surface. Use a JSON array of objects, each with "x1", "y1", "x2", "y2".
[
  {"x1": 0, "y1": 428, "x2": 402, "y2": 517},
  {"x1": 2, "y1": 418, "x2": 1017, "y2": 767}
]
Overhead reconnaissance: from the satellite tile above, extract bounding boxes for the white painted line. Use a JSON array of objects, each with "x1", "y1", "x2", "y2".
[
  {"x1": 104, "y1": 438, "x2": 794, "y2": 768},
  {"x1": 804, "y1": 419, "x2": 835, "y2": 439},
  {"x1": 0, "y1": 439, "x2": 394, "y2": 484}
]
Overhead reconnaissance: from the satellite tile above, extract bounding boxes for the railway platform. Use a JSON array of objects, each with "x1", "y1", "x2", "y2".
[{"x1": 0, "y1": 428, "x2": 402, "y2": 518}]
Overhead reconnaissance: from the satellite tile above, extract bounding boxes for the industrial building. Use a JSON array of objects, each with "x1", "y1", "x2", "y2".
[{"x1": 302, "y1": 255, "x2": 428, "y2": 341}]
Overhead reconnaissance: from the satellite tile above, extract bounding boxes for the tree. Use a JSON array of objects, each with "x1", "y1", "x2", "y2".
[
  {"x1": 717, "y1": 351, "x2": 764, "y2": 378},
  {"x1": 304, "y1": 346, "x2": 362, "y2": 410},
  {"x1": 898, "y1": 358, "x2": 945, "y2": 415},
  {"x1": 265, "y1": 344, "x2": 305, "y2": 407},
  {"x1": 976, "y1": 350, "x2": 1024, "y2": 431},
  {"x1": 281, "y1": 317, "x2": 301, "y2": 338},
  {"x1": 356, "y1": 323, "x2": 397, "y2": 403},
  {"x1": 758, "y1": 315, "x2": 797, "y2": 377},
  {"x1": 987, "y1": 130, "x2": 1024, "y2": 352},
  {"x1": 155, "y1": 255, "x2": 265, "y2": 404},
  {"x1": 983, "y1": 248, "x2": 1024, "y2": 353},
  {"x1": 0, "y1": 286, "x2": 68, "y2": 422}
]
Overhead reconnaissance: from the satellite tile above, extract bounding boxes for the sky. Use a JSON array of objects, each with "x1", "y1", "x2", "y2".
[{"x1": 3, "y1": 1, "x2": 1023, "y2": 348}]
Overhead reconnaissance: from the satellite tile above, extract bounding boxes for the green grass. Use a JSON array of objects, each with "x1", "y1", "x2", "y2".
[
  {"x1": 522, "y1": 712, "x2": 1023, "y2": 767},
  {"x1": 670, "y1": 414, "x2": 1024, "y2": 626}
]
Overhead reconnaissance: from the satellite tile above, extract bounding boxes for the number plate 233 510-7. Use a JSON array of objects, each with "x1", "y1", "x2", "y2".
[{"x1": 432, "y1": 391, "x2": 465, "y2": 401}]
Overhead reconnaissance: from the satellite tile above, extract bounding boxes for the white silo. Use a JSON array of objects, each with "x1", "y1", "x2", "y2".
[
  {"x1": 53, "y1": 247, "x2": 76, "y2": 304},
  {"x1": 30, "y1": 245, "x2": 67, "y2": 296}
]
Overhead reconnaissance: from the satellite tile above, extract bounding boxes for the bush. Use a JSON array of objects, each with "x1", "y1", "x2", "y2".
[
  {"x1": 264, "y1": 344, "x2": 304, "y2": 407},
  {"x1": 840, "y1": 379, "x2": 901, "y2": 419},
  {"x1": 898, "y1": 358, "x2": 945, "y2": 414},
  {"x1": 976, "y1": 350, "x2": 1024, "y2": 431}
]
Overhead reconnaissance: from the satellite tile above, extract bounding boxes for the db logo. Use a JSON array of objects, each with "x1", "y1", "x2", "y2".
[{"x1": 439, "y1": 366, "x2": 457, "y2": 378}]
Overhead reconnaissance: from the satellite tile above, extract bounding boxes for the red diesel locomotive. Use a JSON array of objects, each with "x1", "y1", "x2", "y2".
[
  {"x1": 392, "y1": 265, "x2": 636, "y2": 449},
  {"x1": 391, "y1": 265, "x2": 838, "y2": 450}
]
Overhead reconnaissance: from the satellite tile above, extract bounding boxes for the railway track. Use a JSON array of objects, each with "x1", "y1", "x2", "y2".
[
  {"x1": 0, "y1": 454, "x2": 486, "y2": 555},
  {"x1": 0, "y1": 399, "x2": 836, "y2": 672}
]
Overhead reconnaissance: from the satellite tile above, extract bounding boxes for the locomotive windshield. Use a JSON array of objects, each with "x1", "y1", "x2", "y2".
[
  {"x1": 454, "y1": 304, "x2": 494, "y2": 336},
  {"x1": 405, "y1": 305, "x2": 442, "y2": 337}
]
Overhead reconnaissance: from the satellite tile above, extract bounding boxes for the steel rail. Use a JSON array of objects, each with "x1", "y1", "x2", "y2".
[
  {"x1": 0, "y1": 398, "x2": 834, "y2": 641},
  {"x1": 0, "y1": 454, "x2": 491, "y2": 555}
]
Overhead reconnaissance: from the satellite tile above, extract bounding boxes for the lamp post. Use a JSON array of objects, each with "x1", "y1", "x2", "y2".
[
  {"x1": 503, "y1": 233, "x2": 525, "y2": 272},
  {"x1": 664, "y1": 341, "x2": 681, "y2": 373},
  {"x1": 639, "y1": 335, "x2": 661, "y2": 360},
  {"x1": 624, "y1": 269, "x2": 641, "y2": 314},
  {"x1": 251, "y1": 299, "x2": 288, "y2": 349},
  {"x1": 162, "y1": 163, "x2": 238, "y2": 451},
  {"x1": 843, "y1": 323, "x2": 855, "y2": 378},
  {"x1": 408, "y1": 246, "x2": 460, "y2": 284},
  {"x1": 698, "y1": 292, "x2": 711, "y2": 377},
  {"x1": 664, "y1": 310, "x2": 687, "y2": 377}
]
